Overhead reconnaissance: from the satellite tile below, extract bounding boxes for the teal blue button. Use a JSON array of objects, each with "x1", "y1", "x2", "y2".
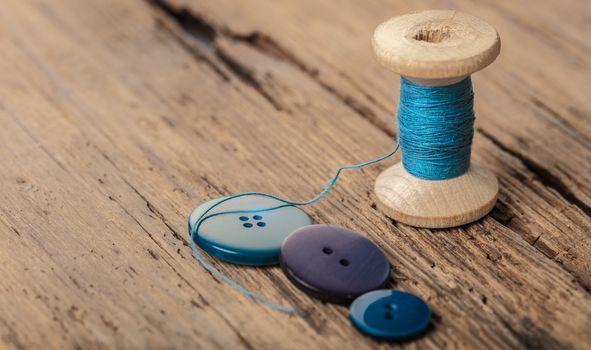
[
  {"x1": 350, "y1": 290, "x2": 431, "y2": 341},
  {"x1": 188, "y1": 195, "x2": 312, "y2": 266}
]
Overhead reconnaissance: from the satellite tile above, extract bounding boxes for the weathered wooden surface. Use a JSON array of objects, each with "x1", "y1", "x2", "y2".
[{"x1": 0, "y1": 0, "x2": 589, "y2": 349}]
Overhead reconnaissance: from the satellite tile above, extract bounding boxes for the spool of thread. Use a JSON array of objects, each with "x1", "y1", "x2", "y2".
[
  {"x1": 189, "y1": 10, "x2": 501, "y2": 311},
  {"x1": 372, "y1": 10, "x2": 501, "y2": 228}
]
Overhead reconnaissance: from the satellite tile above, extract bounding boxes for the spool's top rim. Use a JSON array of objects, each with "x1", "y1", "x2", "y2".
[{"x1": 373, "y1": 10, "x2": 500, "y2": 80}]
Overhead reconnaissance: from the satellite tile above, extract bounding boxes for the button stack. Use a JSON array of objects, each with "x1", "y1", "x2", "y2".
[{"x1": 190, "y1": 196, "x2": 431, "y2": 341}]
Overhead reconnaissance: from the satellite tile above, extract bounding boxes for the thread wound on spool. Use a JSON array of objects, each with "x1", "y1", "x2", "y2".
[{"x1": 398, "y1": 77, "x2": 475, "y2": 180}]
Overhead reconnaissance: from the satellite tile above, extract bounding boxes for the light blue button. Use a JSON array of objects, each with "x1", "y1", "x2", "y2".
[
  {"x1": 350, "y1": 290, "x2": 431, "y2": 341},
  {"x1": 188, "y1": 195, "x2": 312, "y2": 266}
]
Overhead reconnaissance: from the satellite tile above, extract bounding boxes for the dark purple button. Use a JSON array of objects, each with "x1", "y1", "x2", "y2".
[{"x1": 280, "y1": 224, "x2": 390, "y2": 303}]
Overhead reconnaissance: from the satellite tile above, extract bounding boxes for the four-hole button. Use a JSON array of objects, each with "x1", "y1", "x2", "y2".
[
  {"x1": 240, "y1": 215, "x2": 268, "y2": 229},
  {"x1": 188, "y1": 194, "x2": 312, "y2": 266}
]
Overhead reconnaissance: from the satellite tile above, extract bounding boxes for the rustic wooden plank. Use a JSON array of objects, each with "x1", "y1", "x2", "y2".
[
  {"x1": 164, "y1": 0, "x2": 591, "y2": 289},
  {"x1": 0, "y1": 0, "x2": 589, "y2": 349}
]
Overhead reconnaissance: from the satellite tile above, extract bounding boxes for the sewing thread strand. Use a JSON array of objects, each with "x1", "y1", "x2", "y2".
[
  {"x1": 189, "y1": 76, "x2": 477, "y2": 313},
  {"x1": 190, "y1": 143, "x2": 399, "y2": 314}
]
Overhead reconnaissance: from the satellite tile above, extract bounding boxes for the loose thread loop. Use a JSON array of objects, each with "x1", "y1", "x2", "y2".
[
  {"x1": 190, "y1": 144, "x2": 399, "y2": 314},
  {"x1": 189, "y1": 75, "x2": 478, "y2": 313},
  {"x1": 398, "y1": 77, "x2": 475, "y2": 180}
]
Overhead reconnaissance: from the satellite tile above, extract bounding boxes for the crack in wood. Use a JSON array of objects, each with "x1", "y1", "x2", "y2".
[
  {"x1": 152, "y1": 9, "x2": 230, "y2": 82},
  {"x1": 198, "y1": 175, "x2": 229, "y2": 197},
  {"x1": 489, "y1": 200, "x2": 515, "y2": 226},
  {"x1": 214, "y1": 48, "x2": 287, "y2": 111},
  {"x1": 478, "y1": 128, "x2": 591, "y2": 218},
  {"x1": 10, "y1": 225, "x2": 22, "y2": 237},
  {"x1": 147, "y1": 0, "x2": 287, "y2": 111},
  {"x1": 99, "y1": 153, "x2": 229, "y2": 288},
  {"x1": 531, "y1": 233, "x2": 543, "y2": 246},
  {"x1": 145, "y1": 0, "x2": 391, "y2": 135},
  {"x1": 112, "y1": 199, "x2": 200, "y2": 292},
  {"x1": 94, "y1": 146, "x2": 223, "y2": 289},
  {"x1": 114, "y1": 178, "x2": 222, "y2": 285},
  {"x1": 9, "y1": 113, "x2": 69, "y2": 173},
  {"x1": 93, "y1": 144, "x2": 191, "y2": 247},
  {"x1": 481, "y1": 131, "x2": 591, "y2": 294},
  {"x1": 106, "y1": 194, "x2": 174, "y2": 262},
  {"x1": 122, "y1": 176, "x2": 190, "y2": 248}
]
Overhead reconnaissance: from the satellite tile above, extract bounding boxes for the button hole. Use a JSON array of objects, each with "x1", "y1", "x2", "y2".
[
  {"x1": 384, "y1": 312, "x2": 393, "y2": 320},
  {"x1": 243, "y1": 223, "x2": 253, "y2": 228},
  {"x1": 322, "y1": 247, "x2": 333, "y2": 255},
  {"x1": 253, "y1": 215, "x2": 263, "y2": 220},
  {"x1": 256, "y1": 222, "x2": 266, "y2": 227},
  {"x1": 386, "y1": 302, "x2": 398, "y2": 311},
  {"x1": 339, "y1": 259, "x2": 350, "y2": 266}
]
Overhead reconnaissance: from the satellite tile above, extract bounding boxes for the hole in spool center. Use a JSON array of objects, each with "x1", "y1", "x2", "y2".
[{"x1": 413, "y1": 26, "x2": 451, "y2": 43}]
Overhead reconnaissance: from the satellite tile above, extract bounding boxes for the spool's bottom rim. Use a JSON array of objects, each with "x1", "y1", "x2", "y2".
[{"x1": 374, "y1": 163, "x2": 498, "y2": 228}]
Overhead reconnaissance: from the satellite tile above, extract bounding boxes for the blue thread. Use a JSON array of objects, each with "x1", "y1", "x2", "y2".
[
  {"x1": 189, "y1": 145, "x2": 399, "y2": 314},
  {"x1": 189, "y1": 77, "x2": 477, "y2": 314},
  {"x1": 398, "y1": 77, "x2": 475, "y2": 180}
]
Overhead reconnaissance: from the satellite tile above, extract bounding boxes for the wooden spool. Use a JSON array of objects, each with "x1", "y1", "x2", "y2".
[{"x1": 372, "y1": 10, "x2": 501, "y2": 228}]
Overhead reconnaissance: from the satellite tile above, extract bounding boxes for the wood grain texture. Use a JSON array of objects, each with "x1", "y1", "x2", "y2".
[
  {"x1": 372, "y1": 10, "x2": 501, "y2": 79},
  {"x1": 0, "y1": 0, "x2": 589, "y2": 350},
  {"x1": 375, "y1": 164, "x2": 498, "y2": 228}
]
